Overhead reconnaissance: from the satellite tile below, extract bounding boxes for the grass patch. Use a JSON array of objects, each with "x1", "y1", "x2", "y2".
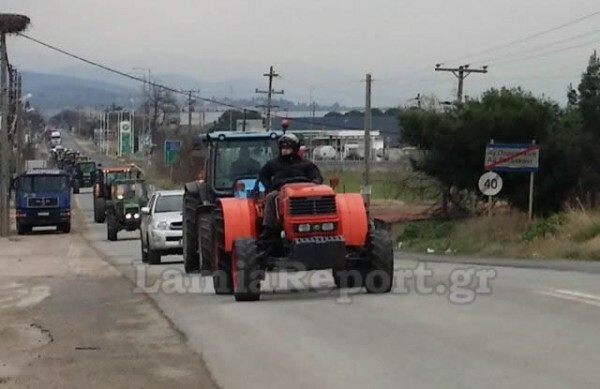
[
  {"x1": 396, "y1": 210, "x2": 600, "y2": 260},
  {"x1": 572, "y1": 222, "x2": 600, "y2": 243},
  {"x1": 323, "y1": 170, "x2": 439, "y2": 201}
]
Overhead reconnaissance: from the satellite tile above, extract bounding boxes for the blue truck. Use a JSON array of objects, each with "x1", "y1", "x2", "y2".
[{"x1": 13, "y1": 169, "x2": 72, "y2": 234}]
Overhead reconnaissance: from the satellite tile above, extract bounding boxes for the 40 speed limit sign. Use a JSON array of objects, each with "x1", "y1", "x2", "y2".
[{"x1": 478, "y1": 171, "x2": 503, "y2": 196}]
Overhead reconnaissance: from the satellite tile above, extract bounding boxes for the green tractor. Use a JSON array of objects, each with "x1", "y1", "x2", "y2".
[
  {"x1": 93, "y1": 164, "x2": 142, "y2": 223},
  {"x1": 105, "y1": 178, "x2": 149, "y2": 241},
  {"x1": 73, "y1": 160, "x2": 96, "y2": 193}
]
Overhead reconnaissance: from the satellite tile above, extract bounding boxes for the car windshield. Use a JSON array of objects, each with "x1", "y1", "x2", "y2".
[
  {"x1": 214, "y1": 139, "x2": 278, "y2": 190},
  {"x1": 79, "y1": 162, "x2": 95, "y2": 173},
  {"x1": 115, "y1": 182, "x2": 146, "y2": 199},
  {"x1": 154, "y1": 194, "x2": 183, "y2": 213},
  {"x1": 18, "y1": 175, "x2": 69, "y2": 192}
]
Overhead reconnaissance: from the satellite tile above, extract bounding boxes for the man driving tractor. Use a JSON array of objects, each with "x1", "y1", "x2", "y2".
[
  {"x1": 231, "y1": 146, "x2": 261, "y2": 178},
  {"x1": 257, "y1": 133, "x2": 324, "y2": 248}
]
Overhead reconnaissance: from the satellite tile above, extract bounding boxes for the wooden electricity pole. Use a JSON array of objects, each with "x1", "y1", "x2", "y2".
[
  {"x1": 0, "y1": 32, "x2": 10, "y2": 237},
  {"x1": 255, "y1": 66, "x2": 284, "y2": 131},
  {"x1": 363, "y1": 73, "x2": 372, "y2": 210},
  {"x1": 435, "y1": 64, "x2": 488, "y2": 103}
]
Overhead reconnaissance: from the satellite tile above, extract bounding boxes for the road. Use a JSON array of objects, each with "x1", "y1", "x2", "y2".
[{"x1": 62, "y1": 130, "x2": 600, "y2": 389}]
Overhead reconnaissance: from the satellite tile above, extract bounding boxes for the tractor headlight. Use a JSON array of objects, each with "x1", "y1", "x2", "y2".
[
  {"x1": 298, "y1": 224, "x2": 311, "y2": 233},
  {"x1": 322, "y1": 223, "x2": 335, "y2": 232},
  {"x1": 125, "y1": 213, "x2": 132, "y2": 220},
  {"x1": 133, "y1": 213, "x2": 140, "y2": 219}
]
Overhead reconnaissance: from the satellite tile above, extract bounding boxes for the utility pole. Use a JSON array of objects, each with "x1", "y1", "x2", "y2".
[
  {"x1": 255, "y1": 66, "x2": 284, "y2": 131},
  {"x1": 16, "y1": 71, "x2": 23, "y2": 173},
  {"x1": 363, "y1": 73, "x2": 372, "y2": 210},
  {"x1": 187, "y1": 90, "x2": 193, "y2": 135},
  {"x1": 229, "y1": 86, "x2": 233, "y2": 131},
  {"x1": 435, "y1": 64, "x2": 488, "y2": 103},
  {"x1": 0, "y1": 32, "x2": 10, "y2": 237}
]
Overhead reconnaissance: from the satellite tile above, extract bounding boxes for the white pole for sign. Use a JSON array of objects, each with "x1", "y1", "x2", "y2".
[
  {"x1": 488, "y1": 139, "x2": 494, "y2": 218},
  {"x1": 528, "y1": 140, "x2": 536, "y2": 221}
]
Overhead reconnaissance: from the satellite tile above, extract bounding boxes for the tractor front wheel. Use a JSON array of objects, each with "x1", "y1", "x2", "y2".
[
  {"x1": 212, "y1": 208, "x2": 233, "y2": 295},
  {"x1": 232, "y1": 238, "x2": 262, "y2": 302},
  {"x1": 94, "y1": 198, "x2": 106, "y2": 223},
  {"x1": 106, "y1": 214, "x2": 118, "y2": 241},
  {"x1": 364, "y1": 229, "x2": 394, "y2": 294}
]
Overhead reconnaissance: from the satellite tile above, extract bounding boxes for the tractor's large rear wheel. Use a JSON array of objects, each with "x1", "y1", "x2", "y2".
[
  {"x1": 212, "y1": 208, "x2": 233, "y2": 295},
  {"x1": 183, "y1": 191, "x2": 200, "y2": 273},
  {"x1": 232, "y1": 238, "x2": 262, "y2": 302},
  {"x1": 364, "y1": 229, "x2": 394, "y2": 294},
  {"x1": 198, "y1": 212, "x2": 213, "y2": 274}
]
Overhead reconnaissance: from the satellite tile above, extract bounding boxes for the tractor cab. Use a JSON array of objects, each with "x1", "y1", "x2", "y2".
[
  {"x1": 208, "y1": 131, "x2": 280, "y2": 199},
  {"x1": 75, "y1": 160, "x2": 96, "y2": 188},
  {"x1": 110, "y1": 179, "x2": 148, "y2": 202}
]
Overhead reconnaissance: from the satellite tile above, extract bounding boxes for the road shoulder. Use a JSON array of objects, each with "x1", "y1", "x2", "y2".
[
  {"x1": 0, "y1": 206, "x2": 217, "y2": 388},
  {"x1": 396, "y1": 251, "x2": 600, "y2": 273}
]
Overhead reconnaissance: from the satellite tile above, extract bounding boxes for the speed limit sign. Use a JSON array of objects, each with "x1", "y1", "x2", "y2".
[{"x1": 478, "y1": 171, "x2": 503, "y2": 196}]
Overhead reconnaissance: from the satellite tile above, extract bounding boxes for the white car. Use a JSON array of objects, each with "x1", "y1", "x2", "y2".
[{"x1": 139, "y1": 189, "x2": 184, "y2": 264}]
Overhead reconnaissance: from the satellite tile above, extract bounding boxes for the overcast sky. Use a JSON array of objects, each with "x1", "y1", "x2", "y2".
[{"x1": 4, "y1": 0, "x2": 600, "y2": 107}]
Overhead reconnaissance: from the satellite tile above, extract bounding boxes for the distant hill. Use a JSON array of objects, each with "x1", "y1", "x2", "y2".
[
  {"x1": 20, "y1": 69, "x2": 353, "y2": 117},
  {"x1": 21, "y1": 71, "x2": 141, "y2": 114}
]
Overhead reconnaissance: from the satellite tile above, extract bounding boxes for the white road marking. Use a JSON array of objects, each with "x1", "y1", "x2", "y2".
[{"x1": 536, "y1": 288, "x2": 600, "y2": 308}]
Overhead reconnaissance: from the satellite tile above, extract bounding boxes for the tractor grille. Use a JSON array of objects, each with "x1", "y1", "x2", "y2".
[
  {"x1": 125, "y1": 207, "x2": 139, "y2": 216},
  {"x1": 28, "y1": 197, "x2": 58, "y2": 208},
  {"x1": 170, "y1": 221, "x2": 183, "y2": 230},
  {"x1": 289, "y1": 196, "x2": 336, "y2": 216}
]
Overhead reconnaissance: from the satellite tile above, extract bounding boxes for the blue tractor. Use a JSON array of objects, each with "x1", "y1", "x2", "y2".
[
  {"x1": 13, "y1": 169, "x2": 72, "y2": 234},
  {"x1": 182, "y1": 131, "x2": 277, "y2": 285}
]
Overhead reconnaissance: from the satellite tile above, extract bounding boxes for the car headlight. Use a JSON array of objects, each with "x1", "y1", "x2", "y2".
[
  {"x1": 154, "y1": 221, "x2": 168, "y2": 230},
  {"x1": 134, "y1": 213, "x2": 140, "y2": 219},
  {"x1": 117, "y1": 195, "x2": 124, "y2": 200},
  {"x1": 125, "y1": 213, "x2": 132, "y2": 219}
]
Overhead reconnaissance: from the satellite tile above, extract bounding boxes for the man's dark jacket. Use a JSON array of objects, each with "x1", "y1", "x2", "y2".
[{"x1": 258, "y1": 154, "x2": 323, "y2": 191}]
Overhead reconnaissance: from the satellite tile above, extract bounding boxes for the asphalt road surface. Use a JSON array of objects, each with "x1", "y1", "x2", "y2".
[{"x1": 63, "y1": 130, "x2": 600, "y2": 389}]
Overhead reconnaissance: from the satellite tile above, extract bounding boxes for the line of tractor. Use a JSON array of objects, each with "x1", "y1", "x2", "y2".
[{"x1": 17, "y1": 129, "x2": 394, "y2": 302}]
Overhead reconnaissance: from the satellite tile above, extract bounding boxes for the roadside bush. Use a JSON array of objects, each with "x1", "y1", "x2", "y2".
[{"x1": 521, "y1": 214, "x2": 565, "y2": 241}]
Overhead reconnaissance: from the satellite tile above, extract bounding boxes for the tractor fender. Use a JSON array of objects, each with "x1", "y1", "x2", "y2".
[
  {"x1": 335, "y1": 194, "x2": 368, "y2": 247},
  {"x1": 184, "y1": 181, "x2": 209, "y2": 204},
  {"x1": 184, "y1": 181, "x2": 201, "y2": 196},
  {"x1": 218, "y1": 198, "x2": 258, "y2": 252}
]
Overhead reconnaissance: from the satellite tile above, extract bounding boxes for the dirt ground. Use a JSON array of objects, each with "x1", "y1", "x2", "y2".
[
  {"x1": 0, "y1": 209, "x2": 216, "y2": 389},
  {"x1": 369, "y1": 199, "x2": 435, "y2": 222}
]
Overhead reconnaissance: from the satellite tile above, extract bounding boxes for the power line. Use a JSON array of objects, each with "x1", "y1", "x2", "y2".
[
  {"x1": 440, "y1": 9, "x2": 600, "y2": 65},
  {"x1": 16, "y1": 33, "x2": 360, "y2": 131},
  {"x1": 476, "y1": 28, "x2": 600, "y2": 65},
  {"x1": 490, "y1": 37, "x2": 600, "y2": 67}
]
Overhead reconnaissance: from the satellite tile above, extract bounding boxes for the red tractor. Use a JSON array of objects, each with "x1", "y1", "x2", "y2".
[{"x1": 212, "y1": 177, "x2": 394, "y2": 302}]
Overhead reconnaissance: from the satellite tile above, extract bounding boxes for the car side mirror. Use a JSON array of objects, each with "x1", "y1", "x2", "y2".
[{"x1": 141, "y1": 207, "x2": 150, "y2": 215}]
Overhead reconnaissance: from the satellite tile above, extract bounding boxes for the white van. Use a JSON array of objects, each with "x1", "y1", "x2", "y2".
[{"x1": 50, "y1": 131, "x2": 61, "y2": 146}]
